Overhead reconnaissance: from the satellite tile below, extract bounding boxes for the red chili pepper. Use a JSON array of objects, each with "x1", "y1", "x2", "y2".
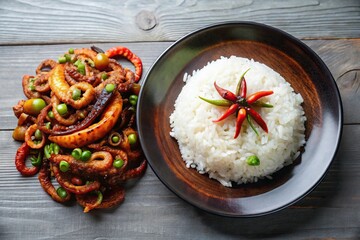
[
  {"x1": 246, "y1": 107, "x2": 268, "y2": 133},
  {"x1": 213, "y1": 103, "x2": 239, "y2": 122},
  {"x1": 199, "y1": 69, "x2": 273, "y2": 138},
  {"x1": 240, "y1": 78, "x2": 247, "y2": 98},
  {"x1": 246, "y1": 90, "x2": 273, "y2": 104},
  {"x1": 234, "y1": 108, "x2": 247, "y2": 138},
  {"x1": 15, "y1": 142, "x2": 40, "y2": 176},
  {"x1": 214, "y1": 82, "x2": 237, "y2": 102}
]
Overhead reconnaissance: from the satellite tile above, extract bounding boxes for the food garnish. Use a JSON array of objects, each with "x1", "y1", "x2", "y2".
[
  {"x1": 199, "y1": 69, "x2": 273, "y2": 138},
  {"x1": 12, "y1": 46, "x2": 146, "y2": 212}
]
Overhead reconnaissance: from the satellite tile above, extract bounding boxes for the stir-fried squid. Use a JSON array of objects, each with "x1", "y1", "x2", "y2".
[{"x1": 12, "y1": 46, "x2": 146, "y2": 212}]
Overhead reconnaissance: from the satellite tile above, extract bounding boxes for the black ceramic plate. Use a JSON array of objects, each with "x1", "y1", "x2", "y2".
[{"x1": 137, "y1": 22, "x2": 343, "y2": 217}]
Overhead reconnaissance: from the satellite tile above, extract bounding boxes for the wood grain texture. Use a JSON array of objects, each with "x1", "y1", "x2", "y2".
[
  {"x1": 0, "y1": 125, "x2": 359, "y2": 239},
  {"x1": 0, "y1": 0, "x2": 359, "y2": 45}
]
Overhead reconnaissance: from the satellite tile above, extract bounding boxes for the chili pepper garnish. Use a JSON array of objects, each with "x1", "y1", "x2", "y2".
[{"x1": 199, "y1": 68, "x2": 273, "y2": 138}]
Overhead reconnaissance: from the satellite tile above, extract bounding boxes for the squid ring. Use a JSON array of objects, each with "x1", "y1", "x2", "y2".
[{"x1": 24, "y1": 124, "x2": 46, "y2": 149}]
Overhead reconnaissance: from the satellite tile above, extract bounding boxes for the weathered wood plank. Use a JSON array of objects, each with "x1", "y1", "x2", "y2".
[
  {"x1": 0, "y1": 124, "x2": 359, "y2": 239},
  {"x1": 0, "y1": 0, "x2": 359, "y2": 45},
  {"x1": 0, "y1": 39, "x2": 359, "y2": 130}
]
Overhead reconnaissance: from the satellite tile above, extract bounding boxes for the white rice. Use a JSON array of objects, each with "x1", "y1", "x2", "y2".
[{"x1": 169, "y1": 56, "x2": 306, "y2": 187}]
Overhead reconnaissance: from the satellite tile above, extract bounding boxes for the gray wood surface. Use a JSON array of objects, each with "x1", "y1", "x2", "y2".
[{"x1": 0, "y1": 0, "x2": 359, "y2": 239}]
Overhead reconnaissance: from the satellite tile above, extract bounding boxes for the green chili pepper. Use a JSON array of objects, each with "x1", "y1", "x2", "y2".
[
  {"x1": 44, "y1": 145, "x2": 51, "y2": 159},
  {"x1": 53, "y1": 143, "x2": 60, "y2": 154},
  {"x1": 94, "y1": 190, "x2": 103, "y2": 205},
  {"x1": 246, "y1": 114, "x2": 259, "y2": 136},
  {"x1": 235, "y1": 68, "x2": 250, "y2": 96},
  {"x1": 246, "y1": 155, "x2": 260, "y2": 166},
  {"x1": 198, "y1": 96, "x2": 232, "y2": 106},
  {"x1": 30, "y1": 152, "x2": 42, "y2": 167},
  {"x1": 252, "y1": 101, "x2": 273, "y2": 108}
]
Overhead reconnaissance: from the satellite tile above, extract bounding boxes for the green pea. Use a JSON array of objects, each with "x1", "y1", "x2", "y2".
[
  {"x1": 58, "y1": 56, "x2": 67, "y2": 64},
  {"x1": 64, "y1": 54, "x2": 71, "y2": 62},
  {"x1": 127, "y1": 133, "x2": 137, "y2": 145},
  {"x1": 113, "y1": 158, "x2": 124, "y2": 168},
  {"x1": 56, "y1": 103, "x2": 68, "y2": 116},
  {"x1": 246, "y1": 155, "x2": 260, "y2": 166},
  {"x1": 59, "y1": 160, "x2": 70, "y2": 172},
  {"x1": 47, "y1": 111, "x2": 54, "y2": 119},
  {"x1": 77, "y1": 62, "x2": 85, "y2": 75},
  {"x1": 129, "y1": 95, "x2": 138, "y2": 106},
  {"x1": 112, "y1": 135, "x2": 120, "y2": 143},
  {"x1": 68, "y1": 48, "x2": 74, "y2": 54},
  {"x1": 28, "y1": 84, "x2": 35, "y2": 91},
  {"x1": 56, "y1": 187, "x2": 68, "y2": 199},
  {"x1": 105, "y1": 83, "x2": 115, "y2": 93},
  {"x1": 80, "y1": 150, "x2": 92, "y2": 161},
  {"x1": 34, "y1": 129, "x2": 42, "y2": 140},
  {"x1": 72, "y1": 88, "x2": 81, "y2": 100},
  {"x1": 71, "y1": 148, "x2": 82, "y2": 160},
  {"x1": 101, "y1": 73, "x2": 108, "y2": 80}
]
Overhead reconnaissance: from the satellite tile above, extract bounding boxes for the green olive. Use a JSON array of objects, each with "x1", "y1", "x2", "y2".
[
  {"x1": 94, "y1": 53, "x2": 109, "y2": 70},
  {"x1": 23, "y1": 98, "x2": 46, "y2": 116},
  {"x1": 56, "y1": 103, "x2": 68, "y2": 116}
]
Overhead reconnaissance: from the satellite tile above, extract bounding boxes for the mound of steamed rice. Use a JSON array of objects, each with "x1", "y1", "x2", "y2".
[{"x1": 169, "y1": 56, "x2": 306, "y2": 187}]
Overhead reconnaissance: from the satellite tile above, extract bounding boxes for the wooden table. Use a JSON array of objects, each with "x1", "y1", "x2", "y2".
[{"x1": 0, "y1": 1, "x2": 359, "y2": 239}]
